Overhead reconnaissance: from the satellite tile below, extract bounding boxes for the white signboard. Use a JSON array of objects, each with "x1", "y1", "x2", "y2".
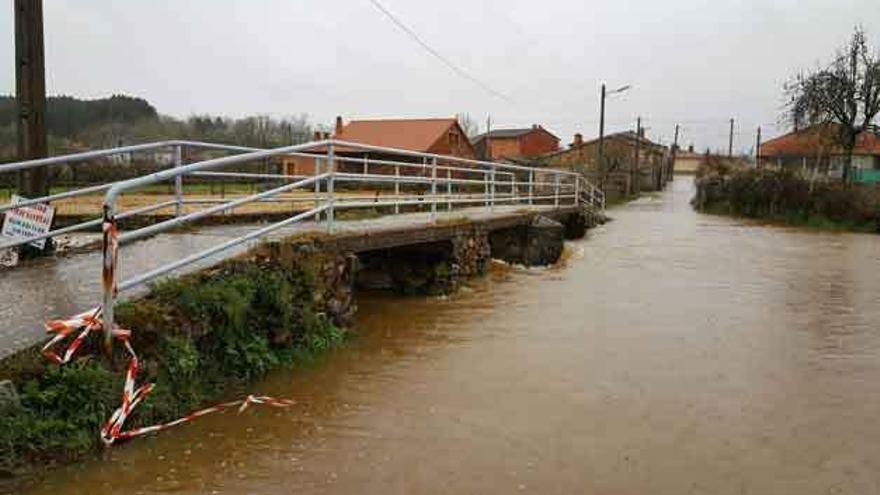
[{"x1": 1, "y1": 195, "x2": 55, "y2": 249}]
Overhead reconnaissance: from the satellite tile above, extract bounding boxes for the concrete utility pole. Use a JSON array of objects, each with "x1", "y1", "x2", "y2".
[
  {"x1": 598, "y1": 84, "x2": 606, "y2": 188},
  {"x1": 597, "y1": 83, "x2": 632, "y2": 191},
  {"x1": 633, "y1": 116, "x2": 641, "y2": 197},
  {"x1": 728, "y1": 118, "x2": 735, "y2": 157},
  {"x1": 755, "y1": 126, "x2": 762, "y2": 168},
  {"x1": 15, "y1": 0, "x2": 49, "y2": 197},
  {"x1": 671, "y1": 123, "x2": 680, "y2": 178}
]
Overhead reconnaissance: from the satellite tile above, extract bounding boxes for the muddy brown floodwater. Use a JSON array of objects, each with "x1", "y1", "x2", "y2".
[{"x1": 14, "y1": 177, "x2": 880, "y2": 494}]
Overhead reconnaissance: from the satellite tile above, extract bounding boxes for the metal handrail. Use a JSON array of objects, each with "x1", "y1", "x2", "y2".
[
  {"x1": 0, "y1": 140, "x2": 179, "y2": 173},
  {"x1": 1, "y1": 138, "x2": 603, "y2": 352},
  {"x1": 0, "y1": 140, "x2": 286, "y2": 249}
]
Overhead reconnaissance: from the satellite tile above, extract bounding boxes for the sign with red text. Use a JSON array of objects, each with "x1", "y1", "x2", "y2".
[{"x1": 1, "y1": 195, "x2": 55, "y2": 249}]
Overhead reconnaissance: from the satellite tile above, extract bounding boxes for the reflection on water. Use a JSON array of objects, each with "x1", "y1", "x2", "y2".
[{"x1": 14, "y1": 178, "x2": 880, "y2": 495}]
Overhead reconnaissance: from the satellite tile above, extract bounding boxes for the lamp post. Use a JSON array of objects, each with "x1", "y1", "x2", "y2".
[{"x1": 597, "y1": 83, "x2": 631, "y2": 188}]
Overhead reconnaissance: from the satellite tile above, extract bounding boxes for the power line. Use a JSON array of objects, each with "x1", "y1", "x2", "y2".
[{"x1": 366, "y1": 0, "x2": 514, "y2": 104}]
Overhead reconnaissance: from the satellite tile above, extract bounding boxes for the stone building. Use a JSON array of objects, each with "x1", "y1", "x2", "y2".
[{"x1": 535, "y1": 131, "x2": 669, "y2": 198}]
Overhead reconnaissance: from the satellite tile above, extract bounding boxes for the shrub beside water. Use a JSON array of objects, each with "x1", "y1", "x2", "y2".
[
  {"x1": 693, "y1": 159, "x2": 880, "y2": 232},
  {"x1": 0, "y1": 258, "x2": 346, "y2": 477}
]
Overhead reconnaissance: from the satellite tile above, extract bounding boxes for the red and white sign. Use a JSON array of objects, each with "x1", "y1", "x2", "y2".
[{"x1": 1, "y1": 194, "x2": 55, "y2": 249}]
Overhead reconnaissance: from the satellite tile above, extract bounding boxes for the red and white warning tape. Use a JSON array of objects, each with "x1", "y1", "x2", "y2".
[{"x1": 42, "y1": 307, "x2": 294, "y2": 446}]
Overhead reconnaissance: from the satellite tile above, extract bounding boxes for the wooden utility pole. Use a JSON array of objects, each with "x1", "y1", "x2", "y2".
[
  {"x1": 727, "y1": 118, "x2": 734, "y2": 157},
  {"x1": 633, "y1": 116, "x2": 641, "y2": 197},
  {"x1": 671, "y1": 123, "x2": 680, "y2": 178},
  {"x1": 755, "y1": 126, "x2": 762, "y2": 168},
  {"x1": 15, "y1": 0, "x2": 49, "y2": 197}
]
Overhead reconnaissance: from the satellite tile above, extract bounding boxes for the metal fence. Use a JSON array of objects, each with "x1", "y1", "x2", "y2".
[{"x1": 0, "y1": 139, "x2": 604, "y2": 350}]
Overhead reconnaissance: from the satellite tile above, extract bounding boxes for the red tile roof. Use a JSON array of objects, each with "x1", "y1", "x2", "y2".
[
  {"x1": 335, "y1": 118, "x2": 460, "y2": 152},
  {"x1": 760, "y1": 124, "x2": 880, "y2": 157}
]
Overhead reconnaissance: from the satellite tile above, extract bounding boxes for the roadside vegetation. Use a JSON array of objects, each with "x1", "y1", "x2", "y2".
[
  {"x1": 693, "y1": 27, "x2": 880, "y2": 233},
  {"x1": 693, "y1": 156, "x2": 880, "y2": 233},
  {"x1": 0, "y1": 257, "x2": 346, "y2": 478}
]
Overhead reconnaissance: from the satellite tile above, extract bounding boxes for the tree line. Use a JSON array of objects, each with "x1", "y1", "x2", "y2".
[{"x1": 0, "y1": 94, "x2": 321, "y2": 162}]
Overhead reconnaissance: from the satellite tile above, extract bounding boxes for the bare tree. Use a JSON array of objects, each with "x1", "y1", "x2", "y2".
[{"x1": 786, "y1": 27, "x2": 880, "y2": 181}]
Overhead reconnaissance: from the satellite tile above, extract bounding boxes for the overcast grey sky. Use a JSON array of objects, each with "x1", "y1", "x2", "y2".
[{"x1": 2, "y1": 0, "x2": 878, "y2": 152}]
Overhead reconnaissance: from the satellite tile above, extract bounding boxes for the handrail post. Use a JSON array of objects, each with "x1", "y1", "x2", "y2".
[
  {"x1": 314, "y1": 156, "x2": 322, "y2": 215},
  {"x1": 511, "y1": 172, "x2": 516, "y2": 204},
  {"x1": 363, "y1": 156, "x2": 369, "y2": 175},
  {"x1": 327, "y1": 143, "x2": 335, "y2": 232},
  {"x1": 484, "y1": 168, "x2": 489, "y2": 210},
  {"x1": 554, "y1": 173, "x2": 560, "y2": 207},
  {"x1": 394, "y1": 164, "x2": 400, "y2": 215},
  {"x1": 490, "y1": 165, "x2": 496, "y2": 212},
  {"x1": 574, "y1": 175, "x2": 580, "y2": 206},
  {"x1": 173, "y1": 144, "x2": 184, "y2": 217},
  {"x1": 430, "y1": 157, "x2": 437, "y2": 222},
  {"x1": 528, "y1": 170, "x2": 534, "y2": 206},
  {"x1": 446, "y1": 167, "x2": 452, "y2": 212}
]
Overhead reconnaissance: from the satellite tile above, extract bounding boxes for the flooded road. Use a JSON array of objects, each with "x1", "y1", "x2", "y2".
[{"x1": 17, "y1": 177, "x2": 880, "y2": 494}]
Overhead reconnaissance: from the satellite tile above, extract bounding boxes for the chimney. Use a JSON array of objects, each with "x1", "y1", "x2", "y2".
[
  {"x1": 572, "y1": 133, "x2": 583, "y2": 148},
  {"x1": 335, "y1": 115, "x2": 344, "y2": 136},
  {"x1": 532, "y1": 124, "x2": 539, "y2": 129}
]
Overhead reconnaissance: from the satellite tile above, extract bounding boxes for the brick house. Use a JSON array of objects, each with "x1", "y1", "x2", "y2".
[
  {"x1": 471, "y1": 125, "x2": 560, "y2": 161},
  {"x1": 283, "y1": 116, "x2": 477, "y2": 177}
]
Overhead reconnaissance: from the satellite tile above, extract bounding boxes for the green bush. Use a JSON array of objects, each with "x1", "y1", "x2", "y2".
[
  {"x1": 694, "y1": 166, "x2": 880, "y2": 232},
  {"x1": 0, "y1": 361, "x2": 119, "y2": 468}
]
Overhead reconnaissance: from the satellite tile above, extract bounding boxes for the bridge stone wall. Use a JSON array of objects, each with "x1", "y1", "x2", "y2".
[
  {"x1": 251, "y1": 241, "x2": 358, "y2": 327},
  {"x1": 354, "y1": 224, "x2": 491, "y2": 295}
]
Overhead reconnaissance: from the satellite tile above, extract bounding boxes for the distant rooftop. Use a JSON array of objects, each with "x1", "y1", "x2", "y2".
[
  {"x1": 760, "y1": 124, "x2": 880, "y2": 157},
  {"x1": 472, "y1": 125, "x2": 558, "y2": 144},
  {"x1": 334, "y1": 117, "x2": 461, "y2": 152}
]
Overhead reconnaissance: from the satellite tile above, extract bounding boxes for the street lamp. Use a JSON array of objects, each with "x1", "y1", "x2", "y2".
[{"x1": 597, "y1": 83, "x2": 632, "y2": 188}]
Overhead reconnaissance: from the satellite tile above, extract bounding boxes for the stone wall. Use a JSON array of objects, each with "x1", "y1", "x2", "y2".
[
  {"x1": 354, "y1": 225, "x2": 491, "y2": 295},
  {"x1": 490, "y1": 215, "x2": 565, "y2": 266},
  {"x1": 250, "y1": 241, "x2": 358, "y2": 327}
]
